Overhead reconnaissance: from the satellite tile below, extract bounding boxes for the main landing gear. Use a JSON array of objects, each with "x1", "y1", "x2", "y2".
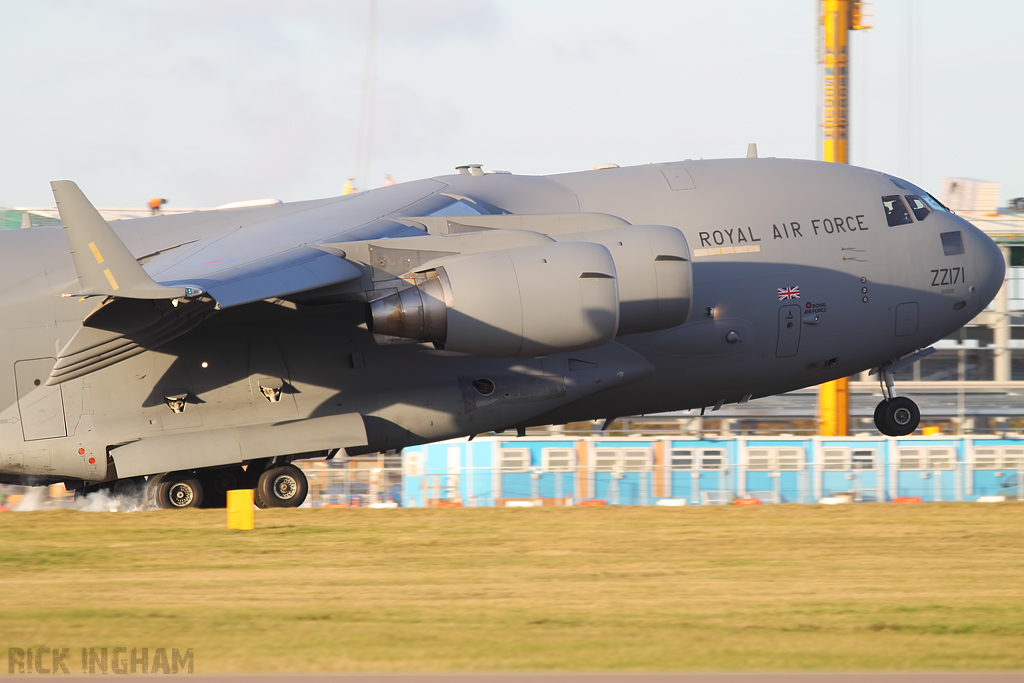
[
  {"x1": 144, "y1": 461, "x2": 308, "y2": 509},
  {"x1": 247, "y1": 461, "x2": 309, "y2": 509},
  {"x1": 873, "y1": 367, "x2": 920, "y2": 437}
]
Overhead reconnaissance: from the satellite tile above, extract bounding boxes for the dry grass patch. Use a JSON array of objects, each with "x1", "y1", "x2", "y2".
[{"x1": 1, "y1": 504, "x2": 1022, "y2": 671}]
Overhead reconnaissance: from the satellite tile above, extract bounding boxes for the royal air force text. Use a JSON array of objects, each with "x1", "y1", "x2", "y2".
[{"x1": 698, "y1": 215, "x2": 868, "y2": 248}]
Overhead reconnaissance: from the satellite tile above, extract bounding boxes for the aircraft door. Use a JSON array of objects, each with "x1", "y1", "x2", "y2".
[
  {"x1": 895, "y1": 302, "x2": 919, "y2": 337},
  {"x1": 14, "y1": 358, "x2": 68, "y2": 441},
  {"x1": 776, "y1": 304, "x2": 802, "y2": 357}
]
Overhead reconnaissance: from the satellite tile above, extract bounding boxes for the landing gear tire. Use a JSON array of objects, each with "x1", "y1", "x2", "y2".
[
  {"x1": 155, "y1": 474, "x2": 204, "y2": 509},
  {"x1": 111, "y1": 476, "x2": 147, "y2": 500},
  {"x1": 145, "y1": 474, "x2": 165, "y2": 509},
  {"x1": 874, "y1": 397, "x2": 921, "y2": 437},
  {"x1": 245, "y1": 460, "x2": 271, "y2": 508},
  {"x1": 873, "y1": 399, "x2": 887, "y2": 430},
  {"x1": 257, "y1": 464, "x2": 308, "y2": 508},
  {"x1": 82, "y1": 476, "x2": 146, "y2": 502},
  {"x1": 199, "y1": 466, "x2": 246, "y2": 509}
]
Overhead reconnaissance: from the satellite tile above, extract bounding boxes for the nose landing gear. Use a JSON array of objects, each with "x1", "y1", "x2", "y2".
[{"x1": 873, "y1": 367, "x2": 920, "y2": 436}]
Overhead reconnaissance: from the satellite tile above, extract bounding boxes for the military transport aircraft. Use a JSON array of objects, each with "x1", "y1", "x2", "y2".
[{"x1": 0, "y1": 157, "x2": 1004, "y2": 508}]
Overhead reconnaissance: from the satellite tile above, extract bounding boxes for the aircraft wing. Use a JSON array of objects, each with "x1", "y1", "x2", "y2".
[
  {"x1": 54, "y1": 179, "x2": 447, "y2": 308},
  {"x1": 48, "y1": 177, "x2": 645, "y2": 385},
  {"x1": 140, "y1": 235, "x2": 363, "y2": 309},
  {"x1": 47, "y1": 179, "x2": 446, "y2": 384}
]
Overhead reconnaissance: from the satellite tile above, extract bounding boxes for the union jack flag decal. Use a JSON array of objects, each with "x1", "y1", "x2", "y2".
[{"x1": 778, "y1": 286, "x2": 800, "y2": 300}]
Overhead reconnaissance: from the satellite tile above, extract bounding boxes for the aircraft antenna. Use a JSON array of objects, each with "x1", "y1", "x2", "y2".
[{"x1": 818, "y1": 0, "x2": 871, "y2": 437}]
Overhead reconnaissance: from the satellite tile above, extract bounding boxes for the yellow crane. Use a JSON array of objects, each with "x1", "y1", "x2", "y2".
[{"x1": 818, "y1": 0, "x2": 871, "y2": 436}]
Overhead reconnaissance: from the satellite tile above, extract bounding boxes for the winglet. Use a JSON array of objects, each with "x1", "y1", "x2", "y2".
[{"x1": 51, "y1": 180, "x2": 198, "y2": 299}]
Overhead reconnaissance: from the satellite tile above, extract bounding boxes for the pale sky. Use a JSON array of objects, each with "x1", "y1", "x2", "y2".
[{"x1": 1, "y1": 0, "x2": 1021, "y2": 208}]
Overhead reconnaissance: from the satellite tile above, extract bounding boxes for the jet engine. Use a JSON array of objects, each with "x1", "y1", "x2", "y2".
[
  {"x1": 555, "y1": 225, "x2": 692, "y2": 334},
  {"x1": 369, "y1": 241, "x2": 619, "y2": 356}
]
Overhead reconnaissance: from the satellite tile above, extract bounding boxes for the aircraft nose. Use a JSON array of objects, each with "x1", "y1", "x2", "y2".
[{"x1": 972, "y1": 224, "x2": 1005, "y2": 310}]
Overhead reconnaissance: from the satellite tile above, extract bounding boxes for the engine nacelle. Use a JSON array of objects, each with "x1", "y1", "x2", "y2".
[
  {"x1": 369, "y1": 241, "x2": 619, "y2": 356},
  {"x1": 556, "y1": 224, "x2": 692, "y2": 335}
]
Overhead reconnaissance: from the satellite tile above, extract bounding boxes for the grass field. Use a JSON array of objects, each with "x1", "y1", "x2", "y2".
[{"x1": 1, "y1": 504, "x2": 1023, "y2": 673}]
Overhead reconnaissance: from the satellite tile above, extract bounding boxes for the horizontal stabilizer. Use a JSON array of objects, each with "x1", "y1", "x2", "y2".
[{"x1": 51, "y1": 180, "x2": 200, "y2": 299}]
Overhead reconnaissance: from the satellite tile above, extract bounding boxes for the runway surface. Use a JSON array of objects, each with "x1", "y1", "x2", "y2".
[{"x1": 7, "y1": 674, "x2": 1024, "y2": 682}]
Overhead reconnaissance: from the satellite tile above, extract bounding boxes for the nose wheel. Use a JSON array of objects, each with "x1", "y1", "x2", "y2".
[{"x1": 873, "y1": 367, "x2": 920, "y2": 436}]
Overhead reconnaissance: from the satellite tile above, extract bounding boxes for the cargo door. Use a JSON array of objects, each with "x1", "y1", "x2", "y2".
[
  {"x1": 927, "y1": 447, "x2": 956, "y2": 502},
  {"x1": 851, "y1": 449, "x2": 880, "y2": 502},
  {"x1": 695, "y1": 448, "x2": 726, "y2": 505},
  {"x1": 820, "y1": 448, "x2": 852, "y2": 497},
  {"x1": 973, "y1": 446, "x2": 1023, "y2": 498},
  {"x1": 537, "y1": 446, "x2": 575, "y2": 501},
  {"x1": 898, "y1": 447, "x2": 956, "y2": 502},
  {"x1": 618, "y1": 448, "x2": 652, "y2": 506},
  {"x1": 695, "y1": 468, "x2": 723, "y2": 504},
  {"x1": 15, "y1": 358, "x2": 67, "y2": 440},
  {"x1": 590, "y1": 447, "x2": 618, "y2": 503},
  {"x1": 744, "y1": 448, "x2": 774, "y2": 501},
  {"x1": 776, "y1": 304, "x2": 802, "y2": 357},
  {"x1": 775, "y1": 448, "x2": 805, "y2": 503},
  {"x1": 895, "y1": 447, "x2": 930, "y2": 499},
  {"x1": 667, "y1": 447, "x2": 696, "y2": 502},
  {"x1": 971, "y1": 446, "x2": 1002, "y2": 497},
  {"x1": 496, "y1": 446, "x2": 530, "y2": 501}
]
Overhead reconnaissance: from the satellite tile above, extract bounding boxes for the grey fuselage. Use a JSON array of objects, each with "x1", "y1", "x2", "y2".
[{"x1": 0, "y1": 158, "x2": 1004, "y2": 485}]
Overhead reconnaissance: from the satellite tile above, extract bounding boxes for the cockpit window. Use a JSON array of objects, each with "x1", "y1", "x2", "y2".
[
  {"x1": 888, "y1": 176, "x2": 914, "y2": 191},
  {"x1": 922, "y1": 193, "x2": 950, "y2": 213},
  {"x1": 905, "y1": 195, "x2": 930, "y2": 221},
  {"x1": 887, "y1": 175, "x2": 952, "y2": 213},
  {"x1": 882, "y1": 195, "x2": 913, "y2": 226},
  {"x1": 940, "y1": 231, "x2": 965, "y2": 256}
]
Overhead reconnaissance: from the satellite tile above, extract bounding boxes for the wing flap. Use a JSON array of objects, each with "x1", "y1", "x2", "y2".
[{"x1": 170, "y1": 249, "x2": 363, "y2": 308}]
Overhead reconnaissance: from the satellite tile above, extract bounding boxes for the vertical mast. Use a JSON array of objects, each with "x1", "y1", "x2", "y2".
[{"x1": 818, "y1": 0, "x2": 871, "y2": 437}]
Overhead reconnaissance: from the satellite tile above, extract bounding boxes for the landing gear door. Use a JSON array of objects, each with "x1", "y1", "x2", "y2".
[
  {"x1": 776, "y1": 305, "x2": 802, "y2": 358},
  {"x1": 15, "y1": 358, "x2": 68, "y2": 440}
]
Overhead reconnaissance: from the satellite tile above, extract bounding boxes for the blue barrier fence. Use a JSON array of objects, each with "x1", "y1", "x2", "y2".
[{"x1": 401, "y1": 436, "x2": 1024, "y2": 507}]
